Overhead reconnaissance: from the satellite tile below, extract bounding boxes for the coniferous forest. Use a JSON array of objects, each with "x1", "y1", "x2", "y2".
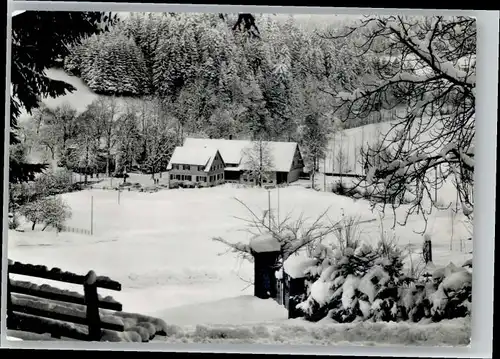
[{"x1": 17, "y1": 13, "x2": 389, "y2": 180}]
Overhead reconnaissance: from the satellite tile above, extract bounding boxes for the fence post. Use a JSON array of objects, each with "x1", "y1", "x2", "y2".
[
  {"x1": 83, "y1": 270, "x2": 102, "y2": 341},
  {"x1": 90, "y1": 196, "x2": 94, "y2": 235},
  {"x1": 6, "y1": 276, "x2": 14, "y2": 329},
  {"x1": 267, "y1": 190, "x2": 271, "y2": 229},
  {"x1": 423, "y1": 236, "x2": 433, "y2": 264}
]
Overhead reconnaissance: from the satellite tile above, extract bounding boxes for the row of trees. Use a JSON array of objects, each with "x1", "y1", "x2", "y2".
[{"x1": 20, "y1": 97, "x2": 179, "y2": 182}]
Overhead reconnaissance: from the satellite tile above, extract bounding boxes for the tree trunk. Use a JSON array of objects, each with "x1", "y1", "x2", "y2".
[
  {"x1": 84, "y1": 141, "x2": 89, "y2": 185},
  {"x1": 311, "y1": 157, "x2": 316, "y2": 189},
  {"x1": 32, "y1": 220, "x2": 36, "y2": 231},
  {"x1": 106, "y1": 155, "x2": 110, "y2": 178},
  {"x1": 259, "y1": 140, "x2": 263, "y2": 187},
  {"x1": 106, "y1": 135, "x2": 112, "y2": 177},
  {"x1": 42, "y1": 223, "x2": 49, "y2": 231}
]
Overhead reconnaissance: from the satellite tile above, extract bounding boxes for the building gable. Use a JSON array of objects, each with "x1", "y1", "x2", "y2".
[
  {"x1": 167, "y1": 146, "x2": 217, "y2": 171},
  {"x1": 207, "y1": 150, "x2": 226, "y2": 172},
  {"x1": 290, "y1": 145, "x2": 304, "y2": 171}
]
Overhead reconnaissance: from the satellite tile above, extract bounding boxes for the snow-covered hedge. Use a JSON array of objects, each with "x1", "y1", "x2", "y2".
[{"x1": 295, "y1": 241, "x2": 472, "y2": 324}]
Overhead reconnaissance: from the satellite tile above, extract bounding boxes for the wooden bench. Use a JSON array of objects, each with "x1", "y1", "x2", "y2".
[{"x1": 7, "y1": 260, "x2": 125, "y2": 341}]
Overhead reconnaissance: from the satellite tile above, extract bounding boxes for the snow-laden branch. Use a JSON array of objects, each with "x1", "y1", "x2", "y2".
[{"x1": 385, "y1": 17, "x2": 475, "y2": 88}]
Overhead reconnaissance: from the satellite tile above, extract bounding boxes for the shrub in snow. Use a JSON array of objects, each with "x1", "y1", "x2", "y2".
[
  {"x1": 426, "y1": 263, "x2": 472, "y2": 321},
  {"x1": 297, "y1": 242, "x2": 395, "y2": 323},
  {"x1": 169, "y1": 181, "x2": 180, "y2": 189},
  {"x1": 295, "y1": 234, "x2": 473, "y2": 324},
  {"x1": 19, "y1": 196, "x2": 72, "y2": 231},
  {"x1": 8, "y1": 212, "x2": 20, "y2": 230}
]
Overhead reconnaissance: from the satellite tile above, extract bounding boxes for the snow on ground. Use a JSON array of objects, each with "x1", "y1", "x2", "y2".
[
  {"x1": 155, "y1": 296, "x2": 288, "y2": 326},
  {"x1": 8, "y1": 183, "x2": 471, "y2": 325},
  {"x1": 150, "y1": 315, "x2": 470, "y2": 346}
]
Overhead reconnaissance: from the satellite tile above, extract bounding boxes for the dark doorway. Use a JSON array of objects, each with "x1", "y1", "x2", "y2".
[
  {"x1": 224, "y1": 170, "x2": 241, "y2": 182},
  {"x1": 276, "y1": 172, "x2": 288, "y2": 185}
]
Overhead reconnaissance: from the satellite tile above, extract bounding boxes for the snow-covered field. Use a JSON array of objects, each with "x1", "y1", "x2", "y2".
[
  {"x1": 7, "y1": 183, "x2": 472, "y2": 345},
  {"x1": 8, "y1": 68, "x2": 473, "y2": 346}
]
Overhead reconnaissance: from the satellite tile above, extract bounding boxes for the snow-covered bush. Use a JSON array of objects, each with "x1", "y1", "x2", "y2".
[
  {"x1": 297, "y1": 237, "x2": 410, "y2": 324},
  {"x1": 10, "y1": 169, "x2": 77, "y2": 210},
  {"x1": 297, "y1": 235, "x2": 472, "y2": 324},
  {"x1": 19, "y1": 195, "x2": 72, "y2": 231},
  {"x1": 295, "y1": 217, "x2": 471, "y2": 324},
  {"x1": 426, "y1": 263, "x2": 472, "y2": 321}
]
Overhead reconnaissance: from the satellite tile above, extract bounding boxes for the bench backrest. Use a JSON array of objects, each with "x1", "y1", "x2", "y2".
[{"x1": 7, "y1": 260, "x2": 124, "y2": 341}]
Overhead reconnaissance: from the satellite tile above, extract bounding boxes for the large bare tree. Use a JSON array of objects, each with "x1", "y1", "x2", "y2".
[{"x1": 323, "y1": 15, "x2": 475, "y2": 231}]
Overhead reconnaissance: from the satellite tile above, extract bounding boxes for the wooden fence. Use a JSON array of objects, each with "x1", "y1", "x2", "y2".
[
  {"x1": 7, "y1": 260, "x2": 124, "y2": 341},
  {"x1": 58, "y1": 225, "x2": 92, "y2": 236}
]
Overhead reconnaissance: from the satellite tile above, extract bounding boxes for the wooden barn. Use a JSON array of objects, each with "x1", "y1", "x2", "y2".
[{"x1": 181, "y1": 138, "x2": 305, "y2": 186}]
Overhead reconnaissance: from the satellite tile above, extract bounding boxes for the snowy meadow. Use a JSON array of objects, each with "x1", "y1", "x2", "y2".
[{"x1": 7, "y1": 11, "x2": 476, "y2": 347}]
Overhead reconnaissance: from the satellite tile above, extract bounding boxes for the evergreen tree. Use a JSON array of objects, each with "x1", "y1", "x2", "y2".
[{"x1": 9, "y1": 11, "x2": 117, "y2": 183}]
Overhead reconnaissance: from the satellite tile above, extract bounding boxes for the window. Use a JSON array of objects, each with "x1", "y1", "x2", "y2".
[
  {"x1": 198, "y1": 165, "x2": 204, "y2": 171},
  {"x1": 196, "y1": 176, "x2": 207, "y2": 182},
  {"x1": 172, "y1": 164, "x2": 179, "y2": 170},
  {"x1": 183, "y1": 165, "x2": 190, "y2": 171},
  {"x1": 176, "y1": 174, "x2": 192, "y2": 181}
]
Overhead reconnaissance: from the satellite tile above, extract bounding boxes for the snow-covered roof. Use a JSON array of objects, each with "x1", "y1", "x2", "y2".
[
  {"x1": 184, "y1": 138, "x2": 248, "y2": 165},
  {"x1": 283, "y1": 254, "x2": 317, "y2": 279},
  {"x1": 166, "y1": 146, "x2": 219, "y2": 172},
  {"x1": 249, "y1": 233, "x2": 281, "y2": 253},
  {"x1": 183, "y1": 138, "x2": 300, "y2": 172}
]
